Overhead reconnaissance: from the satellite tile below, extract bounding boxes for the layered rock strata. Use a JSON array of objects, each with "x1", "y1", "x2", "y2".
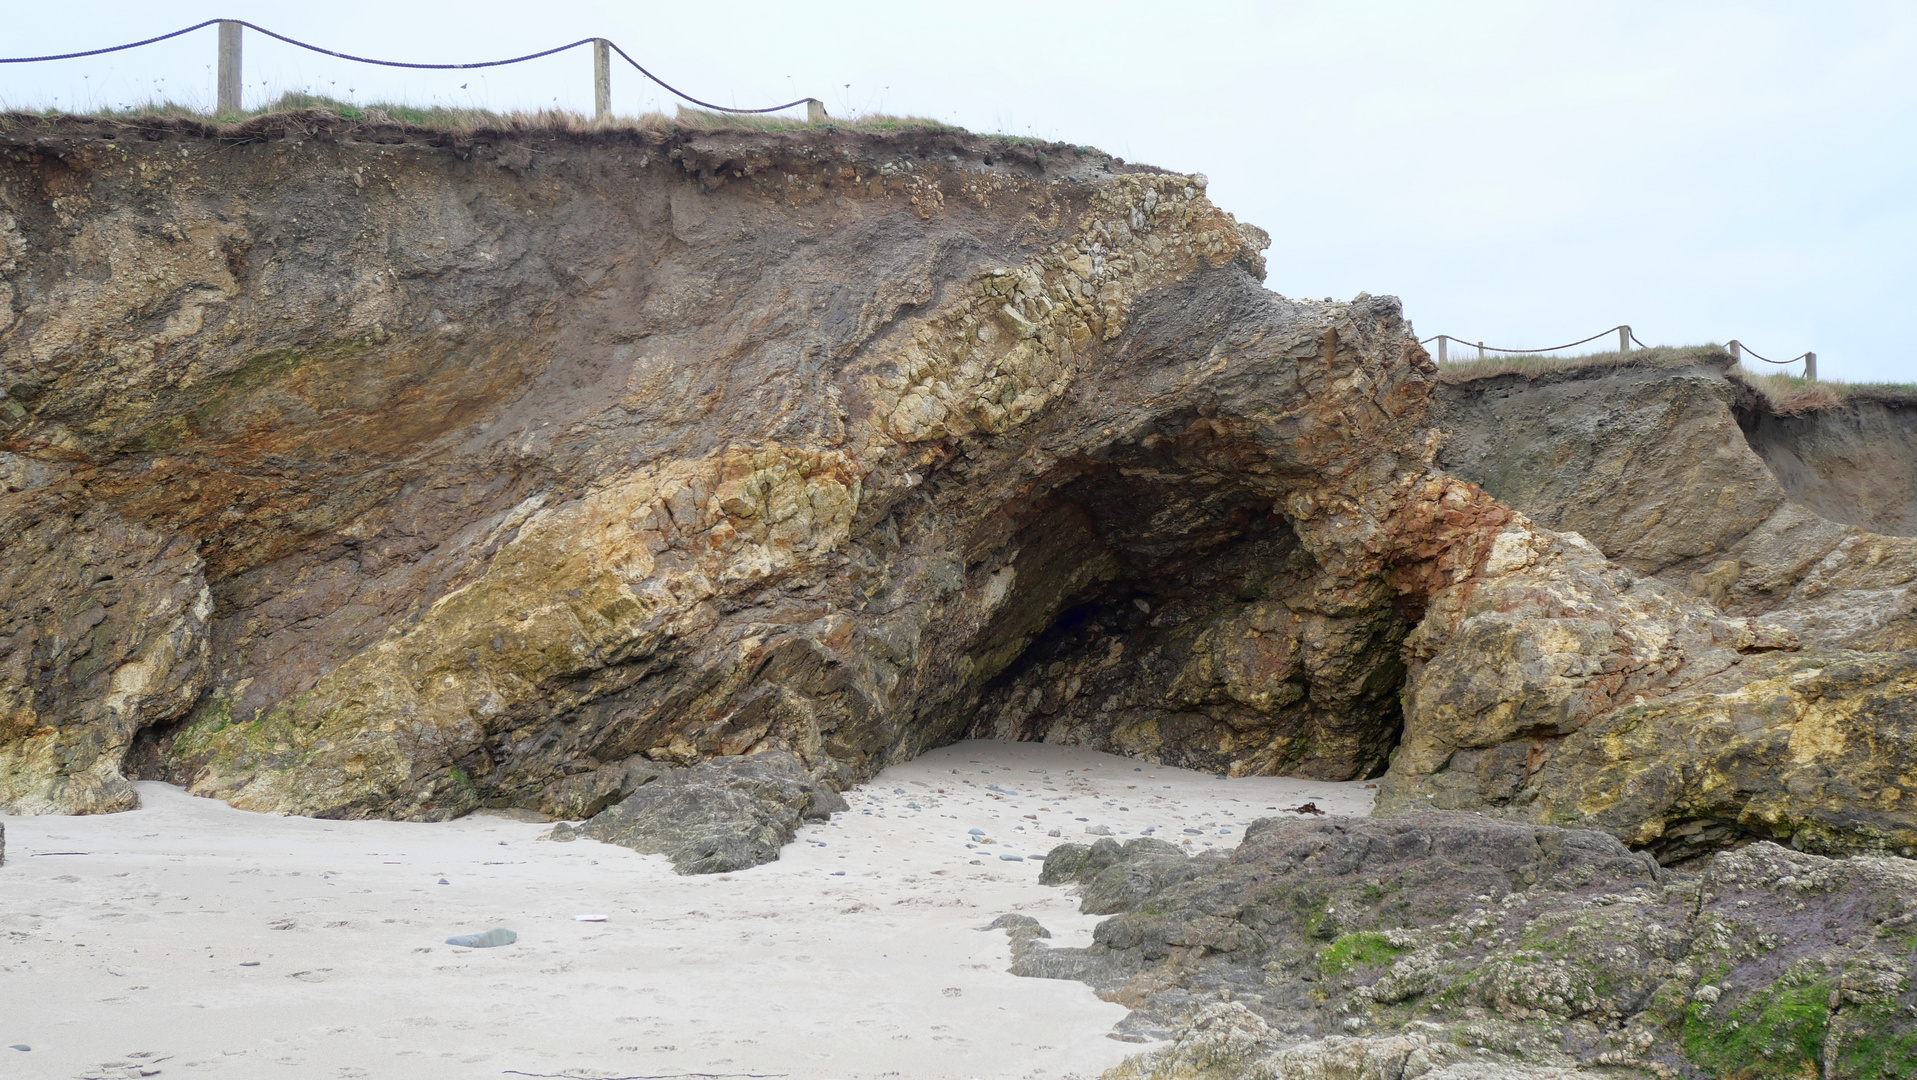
[{"x1": 1, "y1": 114, "x2": 1457, "y2": 822}]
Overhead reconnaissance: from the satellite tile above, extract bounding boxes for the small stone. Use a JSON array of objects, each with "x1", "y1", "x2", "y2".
[
  {"x1": 832, "y1": 871, "x2": 846, "y2": 876},
  {"x1": 437, "y1": 878, "x2": 450, "y2": 885},
  {"x1": 574, "y1": 914, "x2": 607, "y2": 922},
  {"x1": 8, "y1": 1045, "x2": 28, "y2": 1051},
  {"x1": 444, "y1": 927, "x2": 517, "y2": 948},
  {"x1": 999, "y1": 854, "x2": 1024, "y2": 862},
  {"x1": 239, "y1": 961, "x2": 260, "y2": 967}
]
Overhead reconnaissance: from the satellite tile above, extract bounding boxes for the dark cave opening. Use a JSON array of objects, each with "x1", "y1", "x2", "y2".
[{"x1": 952, "y1": 428, "x2": 1414, "y2": 782}]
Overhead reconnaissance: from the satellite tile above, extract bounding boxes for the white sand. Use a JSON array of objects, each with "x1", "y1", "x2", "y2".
[{"x1": 0, "y1": 740, "x2": 1373, "y2": 1080}]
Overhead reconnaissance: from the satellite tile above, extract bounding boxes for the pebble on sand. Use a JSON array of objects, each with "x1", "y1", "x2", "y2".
[{"x1": 444, "y1": 928, "x2": 517, "y2": 948}]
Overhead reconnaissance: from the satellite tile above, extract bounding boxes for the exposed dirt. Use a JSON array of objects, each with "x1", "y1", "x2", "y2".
[{"x1": 1737, "y1": 393, "x2": 1917, "y2": 536}]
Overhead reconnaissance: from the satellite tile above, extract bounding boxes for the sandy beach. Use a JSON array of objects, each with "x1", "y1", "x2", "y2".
[{"x1": 1, "y1": 740, "x2": 1373, "y2": 1080}]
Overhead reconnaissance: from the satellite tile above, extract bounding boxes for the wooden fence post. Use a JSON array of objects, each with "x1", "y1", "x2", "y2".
[
  {"x1": 1619, "y1": 325, "x2": 1631, "y2": 354},
  {"x1": 807, "y1": 98, "x2": 827, "y2": 124},
  {"x1": 1728, "y1": 340, "x2": 1741, "y2": 363},
  {"x1": 1477, "y1": 341, "x2": 1486, "y2": 360},
  {"x1": 1437, "y1": 336, "x2": 1447, "y2": 364},
  {"x1": 592, "y1": 39, "x2": 610, "y2": 121},
  {"x1": 1804, "y1": 352, "x2": 1817, "y2": 382},
  {"x1": 217, "y1": 20, "x2": 243, "y2": 116}
]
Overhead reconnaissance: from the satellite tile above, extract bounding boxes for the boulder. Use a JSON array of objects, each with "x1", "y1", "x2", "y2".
[{"x1": 558, "y1": 750, "x2": 846, "y2": 874}]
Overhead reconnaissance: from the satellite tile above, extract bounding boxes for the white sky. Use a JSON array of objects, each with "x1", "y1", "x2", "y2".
[{"x1": 4, "y1": 2, "x2": 1914, "y2": 383}]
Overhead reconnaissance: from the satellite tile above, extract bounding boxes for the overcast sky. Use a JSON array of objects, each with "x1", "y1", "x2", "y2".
[{"x1": 5, "y1": 2, "x2": 1913, "y2": 382}]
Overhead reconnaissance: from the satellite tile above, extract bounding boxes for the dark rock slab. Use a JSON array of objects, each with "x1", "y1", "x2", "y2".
[
  {"x1": 1039, "y1": 836, "x2": 1228, "y2": 914},
  {"x1": 554, "y1": 750, "x2": 846, "y2": 874},
  {"x1": 537, "y1": 755, "x2": 666, "y2": 821}
]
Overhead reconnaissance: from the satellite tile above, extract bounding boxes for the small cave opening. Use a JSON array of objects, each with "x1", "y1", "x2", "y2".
[
  {"x1": 951, "y1": 423, "x2": 1415, "y2": 781},
  {"x1": 1735, "y1": 391, "x2": 1917, "y2": 537}
]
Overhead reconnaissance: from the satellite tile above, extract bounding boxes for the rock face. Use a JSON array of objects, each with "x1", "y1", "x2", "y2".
[
  {"x1": 1396, "y1": 354, "x2": 1917, "y2": 857},
  {"x1": 1, "y1": 112, "x2": 1463, "y2": 818},
  {"x1": 1018, "y1": 814, "x2": 1917, "y2": 1080},
  {"x1": 1433, "y1": 354, "x2": 1917, "y2": 653},
  {"x1": 553, "y1": 750, "x2": 846, "y2": 874},
  {"x1": 7, "y1": 116, "x2": 1917, "y2": 875},
  {"x1": 0, "y1": 502, "x2": 210, "y2": 814}
]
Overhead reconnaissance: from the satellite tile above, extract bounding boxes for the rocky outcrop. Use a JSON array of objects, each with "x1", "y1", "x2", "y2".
[
  {"x1": 0, "y1": 500, "x2": 210, "y2": 814},
  {"x1": 1016, "y1": 814, "x2": 1917, "y2": 1080},
  {"x1": 1433, "y1": 354, "x2": 1917, "y2": 653},
  {"x1": 551, "y1": 750, "x2": 846, "y2": 873},
  {"x1": 7, "y1": 116, "x2": 1917, "y2": 874},
  {"x1": 1391, "y1": 354, "x2": 1917, "y2": 856},
  {"x1": 1, "y1": 112, "x2": 1465, "y2": 819}
]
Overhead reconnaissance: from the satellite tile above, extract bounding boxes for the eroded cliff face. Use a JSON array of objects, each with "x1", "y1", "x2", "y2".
[
  {"x1": 6, "y1": 116, "x2": 1915, "y2": 872},
  {"x1": 1419, "y1": 358, "x2": 1917, "y2": 859},
  {"x1": 0, "y1": 113, "x2": 1469, "y2": 821}
]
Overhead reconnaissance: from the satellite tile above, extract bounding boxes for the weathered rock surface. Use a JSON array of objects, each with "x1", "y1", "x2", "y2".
[
  {"x1": 0, "y1": 499, "x2": 210, "y2": 814},
  {"x1": 1396, "y1": 355, "x2": 1917, "y2": 856},
  {"x1": 1016, "y1": 814, "x2": 1917, "y2": 1079},
  {"x1": 1434, "y1": 355, "x2": 1917, "y2": 653},
  {"x1": 0, "y1": 112, "x2": 1466, "y2": 819},
  {"x1": 1039, "y1": 835, "x2": 1229, "y2": 913},
  {"x1": 6, "y1": 114, "x2": 1917, "y2": 876},
  {"x1": 553, "y1": 749, "x2": 845, "y2": 874}
]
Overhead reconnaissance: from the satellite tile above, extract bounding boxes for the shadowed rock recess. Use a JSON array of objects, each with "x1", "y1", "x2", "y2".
[{"x1": 5, "y1": 116, "x2": 1917, "y2": 882}]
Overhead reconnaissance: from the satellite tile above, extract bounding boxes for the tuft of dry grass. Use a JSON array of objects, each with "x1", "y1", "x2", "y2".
[
  {"x1": 1432, "y1": 344, "x2": 1731, "y2": 383},
  {"x1": 1734, "y1": 371, "x2": 1917, "y2": 414}
]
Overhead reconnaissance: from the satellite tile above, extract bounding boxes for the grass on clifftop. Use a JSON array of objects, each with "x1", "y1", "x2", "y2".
[
  {"x1": 2, "y1": 91, "x2": 972, "y2": 137},
  {"x1": 1736, "y1": 370, "x2": 1917, "y2": 412},
  {"x1": 1435, "y1": 343, "x2": 1917, "y2": 413},
  {"x1": 1432, "y1": 344, "x2": 1729, "y2": 383}
]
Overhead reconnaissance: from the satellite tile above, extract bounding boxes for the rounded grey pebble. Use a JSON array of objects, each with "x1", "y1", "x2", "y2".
[{"x1": 999, "y1": 854, "x2": 1024, "y2": 862}]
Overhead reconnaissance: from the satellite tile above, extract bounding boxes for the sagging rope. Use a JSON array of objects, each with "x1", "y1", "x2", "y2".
[
  {"x1": 1727, "y1": 339, "x2": 1812, "y2": 366},
  {"x1": 1416, "y1": 326, "x2": 1628, "y2": 355},
  {"x1": 0, "y1": 19, "x2": 813, "y2": 114},
  {"x1": 1421, "y1": 326, "x2": 1811, "y2": 370}
]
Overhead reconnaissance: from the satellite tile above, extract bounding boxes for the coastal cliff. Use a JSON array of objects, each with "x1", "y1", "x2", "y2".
[{"x1": 5, "y1": 115, "x2": 1917, "y2": 875}]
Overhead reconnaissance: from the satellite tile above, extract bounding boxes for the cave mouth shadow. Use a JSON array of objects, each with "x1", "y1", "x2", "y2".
[{"x1": 951, "y1": 427, "x2": 1413, "y2": 782}]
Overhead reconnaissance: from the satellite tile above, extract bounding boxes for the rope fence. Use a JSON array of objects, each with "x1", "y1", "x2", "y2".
[
  {"x1": 1418, "y1": 325, "x2": 1817, "y2": 380},
  {"x1": 0, "y1": 18, "x2": 822, "y2": 121}
]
